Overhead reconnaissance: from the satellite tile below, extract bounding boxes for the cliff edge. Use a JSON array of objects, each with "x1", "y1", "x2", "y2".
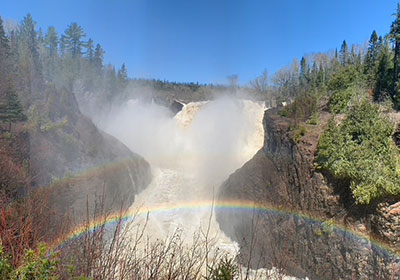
[{"x1": 217, "y1": 108, "x2": 400, "y2": 279}]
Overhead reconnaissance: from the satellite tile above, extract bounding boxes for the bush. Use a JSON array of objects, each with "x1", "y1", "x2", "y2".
[
  {"x1": 290, "y1": 124, "x2": 307, "y2": 143},
  {"x1": 327, "y1": 65, "x2": 361, "y2": 92},
  {"x1": 328, "y1": 86, "x2": 356, "y2": 114},
  {"x1": 206, "y1": 256, "x2": 238, "y2": 280},
  {"x1": 316, "y1": 99, "x2": 400, "y2": 204},
  {"x1": 279, "y1": 91, "x2": 319, "y2": 121},
  {"x1": 0, "y1": 243, "x2": 60, "y2": 280}
]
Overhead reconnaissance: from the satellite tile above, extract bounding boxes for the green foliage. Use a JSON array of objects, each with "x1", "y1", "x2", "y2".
[
  {"x1": 206, "y1": 256, "x2": 238, "y2": 280},
  {"x1": 0, "y1": 243, "x2": 12, "y2": 279},
  {"x1": 0, "y1": 83, "x2": 27, "y2": 129},
  {"x1": 317, "y1": 99, "x2": 400, "y2": 204},
  {"x1": 40, "y1": 116, "x2": 68, "y2": 132},
  {"x1": 62, "y1": 23, "x2": 86, "y2": 58},
  {"x1": 306, "y1": 112, "x2": 319, "y2": 125},
  {"x1": 290, "y1": 124, "x2": 307, "y2": 143},
  {"x1": 0, "y1": 243, "x2": 60, "y2": 280},
  {"x1": 279, "y1": 91, "x2": 319, "y2": 121},
  {"x1": 321, "y1": 219, "x2": 334, "y2": 235},
  {"x1": 327, "y1": 65, "x2": 360, "y2": 92},
  {"x1": 328, "y1": 86, "x2": 365, "y2": 114},
  {"x1": 339, "y1": 40, "x2": 349, "y2": 66},
  {"x1": 329, "y1": 87, "x2": 353, "y2": 114}
]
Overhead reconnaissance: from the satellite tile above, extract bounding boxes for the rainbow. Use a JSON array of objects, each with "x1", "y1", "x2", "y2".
[
  {"x1": 47, "y1": 158, "x2": 138, "y2": 188},
  {"x1": 52, "y1": 199, "x2": 400, "y2": 259}
]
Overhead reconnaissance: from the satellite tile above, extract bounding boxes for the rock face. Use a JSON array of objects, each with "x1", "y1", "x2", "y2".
[
  {"x1": 217, "y1": 108, "x2": 400, "y2": 279},
  {"x1": 29, "y1": 86, "x2": 151, "y2": 222}
]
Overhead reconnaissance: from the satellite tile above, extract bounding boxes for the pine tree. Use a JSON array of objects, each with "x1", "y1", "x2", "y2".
[
  {"x1": 94, "y1": 43, "x2": 105, "y2": 73},
  {"x1": 105, "y1": 65, "x2": 118, "y2": 101},
  {"x1": 0, "y1": 16, "x2": 9, "y2": 59},
  {"x1": 339, "y1": 40, "x2": 349, "y2": 66},
  {"x1": 391, "y1": 4, "x2": 400, "y2": 99},
  {"x1": 374, "y1": 41, "x2": 393, "y2": 102},
  {"x1": 85, "y1": 38, "x2": 94, "y2": 62},
  {"x1": 18, "y1": 13, "x2": 42, "y2": 96},
  {"x1": 365, "y1": 31, "x2": 380, "y2": 86},
  {"x1": 62, "y1": 23, "x2": 86, "y2": 57},
  {"x1": 117, "y1": 63, "x2": 128, "y2": 90},
  {"x1": 45, "y1": 26, "x2": 58, "y2": 57},
  {"x1": 0, "y1": 16, "x2": 10, "y2": 92},
  {"x1": 19, "y1": 13, "x2": 39, "y2": 62},
  {"x1": 0, "y1": 83, "x2": 26, "y2": 131},
  {"x1": 300, "y1": 56, "x2": 310, "y2": 87}
]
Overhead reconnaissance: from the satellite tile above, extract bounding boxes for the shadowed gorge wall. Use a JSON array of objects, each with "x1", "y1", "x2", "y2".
[
  {"x1": 29, "y1": 85, "x2": 152, "y2": 223},
  {"x1": 217, "y1": 108, "x2": 400, "y2": 279}
]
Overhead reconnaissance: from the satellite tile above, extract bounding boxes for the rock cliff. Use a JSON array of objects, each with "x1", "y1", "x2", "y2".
[
  {"x1": 28, "y1": 85, "x2": 152, "y2": 222},
  {"x1": 217, "y1": 108, "x2": 400, "y2": 279}
]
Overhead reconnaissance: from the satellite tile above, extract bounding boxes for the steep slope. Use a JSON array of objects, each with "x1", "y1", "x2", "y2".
[
  {"x1": 217, "y1": 108, "x2": 400, "y2": 279},
  {"x1": 28, "y1": 85, "x2": 151, "y2": 222}
]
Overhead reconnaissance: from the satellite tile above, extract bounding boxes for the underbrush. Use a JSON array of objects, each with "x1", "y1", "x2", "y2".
[
  {"x1": 0, "y1": 192, "x2": 289, "y2": 280},
  {"x1": 316, "y1": 99, "x2": 400, "y2": 204}
]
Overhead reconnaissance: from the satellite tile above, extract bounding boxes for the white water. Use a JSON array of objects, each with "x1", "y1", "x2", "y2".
[
  {"x1": 128, "y1": 99, "x2": 264, "y2": 246},
  {"x1": 102, "y1": 97, "x2": 300, "y2": 279}
]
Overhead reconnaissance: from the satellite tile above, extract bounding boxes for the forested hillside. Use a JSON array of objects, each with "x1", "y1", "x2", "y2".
[
  {"x1": 271, "y1": 5, "x2": 400, "y2": 206},
  {"x1": 1, "y1": 3, "x2": 400, "y2": 278}
]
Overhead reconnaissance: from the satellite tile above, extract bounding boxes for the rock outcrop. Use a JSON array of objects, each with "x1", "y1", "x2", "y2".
[
  {"x1": 217, "y1": 108, "x2": 400, "y2": 279},
  {"x1": 29, "y1": 85, "x2": 151, "y2": 222}
]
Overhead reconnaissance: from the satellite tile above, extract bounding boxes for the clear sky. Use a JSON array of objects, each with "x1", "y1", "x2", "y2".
[{"x1": 0, "y1": 0, "x2": 399, "y2": 85}]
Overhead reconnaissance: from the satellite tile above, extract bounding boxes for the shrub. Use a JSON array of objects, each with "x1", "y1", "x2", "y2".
[
  {"x1": 0, "y1": 243, "x2": 60, "y2": 280},
  {"x1": 327, "y1": 65, "x2": 361, "y2": 92},
  {"x1": 279, "y1": 91, "x2": 319, "y2": 121},
  {"x1": 316, "y1": 99, "x2": 400, "y2": 204},
  {"x1": 328, "y1": 86, "x2": 355, "y2": 114},
  {"x1": 290, "y1": 124, "x2": 307, "y2": 143},
  {"x1": 206, "y1": 256, "x2": 238, "y2": 280},
  {"x1": 306, "y1": 112, "x2": 319, "y2": 125}
]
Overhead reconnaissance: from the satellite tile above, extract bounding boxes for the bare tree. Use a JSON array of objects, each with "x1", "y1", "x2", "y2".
[
  {"x1": 250, "y1": 69, "x2": 269, "y2": 94},
  {"x1": 227, "y1": 74, "x2": 239, "y2": 89}
]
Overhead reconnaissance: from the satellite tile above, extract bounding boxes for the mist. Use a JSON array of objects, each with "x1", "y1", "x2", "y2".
[{"x1": 100, "y1": 95, "x2": 265, "y2": 187}]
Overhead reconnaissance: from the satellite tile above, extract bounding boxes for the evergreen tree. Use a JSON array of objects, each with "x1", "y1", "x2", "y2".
[
  {"x1": 18, "y1": 13, "x2": 42, "y2": 97},
  {"x1": 339, "y1": 40, "x2": 349, "y2": 66},
  {"x1": 374, "y1": 41, "x2": 393, "y2": 102},
  {"x1": 62, "y1": 23, "x2": 86, "y2": 57},
  {"x1": 105, "y1": 65, "x2": 118, "y2": 101},
  {"x1": 310, "y1": 62, "x2": 319, "y2": 88},
  {"x1": 117, "y1": 63, "x2": 128, "y2": 90},
  {"x1": 0, "y1": 83, "x2": 26, "y2": 131},
  {"x1": 0, "y1": 16, "x2": 9, "y2": 59},
  {"x1": 45, "y1": 26, "x2": 58, "y2": 57},
  {"x1": 94, "y1": 43, "x2": 105, "y2": 73},
  {"x1": 365, "y1": 31, "x2": 380, "y2": 86},
  {"x1": 391, "y1": 4, "x2": 400, "y2": 99},
  {"x1": 85, "y1": 38, "x2": 94, "y2": 62},
  {"x1": 59, "y1": 34, "x2": 67, "y2": 57},
  {"x1": 300, "y1": 56, "x2": 310, "y2": 87},
  {"x1": 19, "y1": 13, "x2": 39, "y2": 60},
  {"x1": 0, "y1": 16, "x2": 10, "y2": 92}
]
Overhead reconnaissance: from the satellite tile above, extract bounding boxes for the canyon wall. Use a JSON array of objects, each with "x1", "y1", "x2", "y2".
[{"x1": 217, "y1": 108, "x2": 400, "y2": 279}]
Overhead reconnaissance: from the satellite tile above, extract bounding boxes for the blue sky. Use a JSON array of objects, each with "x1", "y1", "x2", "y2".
[{"x1": 1, "y1": 0, "x2": 399, "y2": 84}]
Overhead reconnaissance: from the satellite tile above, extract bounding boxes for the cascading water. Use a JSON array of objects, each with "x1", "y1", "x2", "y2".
[
  {"x1": 101, "y1": 96, "x2": 300, "y2": 279},
  {"x1": 126, "y1": 98, "x2": 265, "y2": 247}
]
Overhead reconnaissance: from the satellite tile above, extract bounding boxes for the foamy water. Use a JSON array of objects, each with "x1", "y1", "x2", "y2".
[
  {"x1": 126, "y1": 99, "x2": 264, "y2": 243},
  {"x1": 103, "y1": 97, "x2": 300, "y2": 279}
]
